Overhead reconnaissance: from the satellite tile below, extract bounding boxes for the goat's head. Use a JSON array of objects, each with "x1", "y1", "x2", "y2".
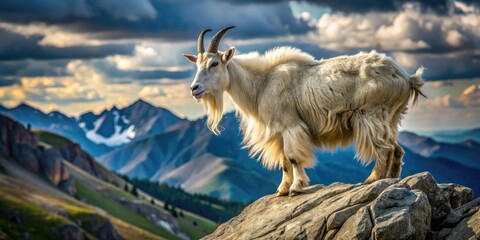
[
  {"x1": 182, "y1": 26, "x2": 236, "y2": 135},
  {"x1": 183, "y1": 26, "x2": 235, "y2": 100}
]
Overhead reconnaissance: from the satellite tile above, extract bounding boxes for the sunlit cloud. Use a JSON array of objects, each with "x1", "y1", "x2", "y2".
[{"x1": 309, "y1": 3, "x2": 480, "y2": 53}]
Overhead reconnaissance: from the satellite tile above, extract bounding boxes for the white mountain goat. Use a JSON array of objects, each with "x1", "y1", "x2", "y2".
[{"x1": 183, "y1": 26, "x2": 425, "y2": 196}]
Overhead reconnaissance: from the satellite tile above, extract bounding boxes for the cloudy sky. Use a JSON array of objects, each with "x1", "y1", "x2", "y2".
[{"x1": 0, "y1": 0, "x2": 479, "y2": 131}]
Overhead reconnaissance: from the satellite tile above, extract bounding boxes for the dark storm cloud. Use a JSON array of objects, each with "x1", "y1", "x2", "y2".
[
  {"x1": 303, "y1": 0, "x2": 451, "y2": 13},
  {"x1": 0, "y1": 0, "x2": 312, "y2": 41},
  {"x1": 420, "y1": 57, "x2": 480, "y2": 81},
  {"x1": 94, "y1": 61, "x2": 193, "y2": 82},
  {"x1": 225, "y1": 0, "x2": 476, "y2": 13},
  {"x1": 0, "y1": 77, "x2": 19, "y2": 86},
  {"x1": 0, "y1": 29, "x2": 135, "y2": 61},
  {"x1": 0, "y1": 60, "x2": 69, "y2": 77}
]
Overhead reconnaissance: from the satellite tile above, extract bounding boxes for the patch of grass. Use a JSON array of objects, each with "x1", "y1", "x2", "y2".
[
  {"x1": 75, "y1": 181, "x2": 178, "y2": 240},
  {"x1": 34, "y1": 130, "x2": 70, "y2": 147},
  {"x1": 0, "y1": 195, "x2": 70, "y2": 240}
]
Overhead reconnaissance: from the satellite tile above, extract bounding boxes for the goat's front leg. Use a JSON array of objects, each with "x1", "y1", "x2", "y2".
[
  {"x1": 276, "y1": 157, "x2": 293, "y2": 196},
  {"x1": 288, "y1": 159, "x2": 309, "y2": 196},
  {"x1": 282, "y1": 124, "x2": 314, "y2": 197}
]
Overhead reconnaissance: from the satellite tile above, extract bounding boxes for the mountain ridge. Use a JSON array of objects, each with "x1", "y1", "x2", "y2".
[{"x1": 0, "y1": 99, "x2": 186, "y2": 156}]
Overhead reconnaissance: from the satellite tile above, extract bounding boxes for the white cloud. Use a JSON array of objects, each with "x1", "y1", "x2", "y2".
[
  {"x1": 458, "y1": 84, "x2": 480, "y2": 108},
  {"x1": 139, "y1": 85, "x2": 166, "y2": 98},
  {"x1": 420, "y1": 84, "x2": 480, "y2": 109},
  {"x1": 107, "y1": 42, "x2": 193, "y2": 71},
  {"x1": 0, "y1": 85, "x2": 26, "y2": 107},
  {"x1": 309, "y1": 3, "x2": 480, "y2": 53}
]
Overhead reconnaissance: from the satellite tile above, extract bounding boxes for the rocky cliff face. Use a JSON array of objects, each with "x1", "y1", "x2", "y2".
[
  {"x1": 0, "y1": 115, "x2": 74, "y2": 195},
  {"x1": 0, "y1": 114, "x2": 116, "y2": 196},
  {"x1": 204, "y1": 172, "x2": 479, "y2": 240}
]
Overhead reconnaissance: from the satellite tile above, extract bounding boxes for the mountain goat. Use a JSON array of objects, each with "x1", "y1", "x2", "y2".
[{"x1": 183, "y1": 26, "x2": 425, "y2": 197}]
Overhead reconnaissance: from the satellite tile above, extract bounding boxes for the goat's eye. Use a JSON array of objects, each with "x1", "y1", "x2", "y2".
[{"x1": 210, "y1": 62, "x2": 218, "y2": 68}]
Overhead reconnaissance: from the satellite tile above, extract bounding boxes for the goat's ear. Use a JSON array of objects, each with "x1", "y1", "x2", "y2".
[
  {"x1": 183, "y1": 54, "x2": 197, "y2": 64},
  {"x1": 222, "y1": 47, "x2": 235, "y2": 63}
]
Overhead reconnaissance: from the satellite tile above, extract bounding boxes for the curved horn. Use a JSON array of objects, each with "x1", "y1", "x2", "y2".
[
  {"x1": 207, "y1": 26, "x2": 235, "y2": 53},
  {"x1": 197, "y1": 29, "x2": 211, "y2": 53}
]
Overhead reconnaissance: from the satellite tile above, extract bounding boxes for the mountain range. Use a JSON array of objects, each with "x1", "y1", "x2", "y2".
[
  {"x1": 0, "y1": 100, "x2": 186, "y2": 156},
  {"x1": 1, "y1": 100, "x2": 479, "y2": 202}
]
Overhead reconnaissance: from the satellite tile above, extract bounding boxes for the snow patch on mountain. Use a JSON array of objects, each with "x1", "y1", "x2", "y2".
[{"x1": 79, "y1": 113, "x2": 136, "y2": 147}]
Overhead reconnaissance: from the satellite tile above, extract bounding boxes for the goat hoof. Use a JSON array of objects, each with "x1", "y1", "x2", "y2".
[
  {"x1": 288, "y1": 190, "x2": 302, "y2": 197},
  {"x1": 276, "y1": 190, "x2": 289, "y2": 197},
  {"x1": 363, "y1": 176, "x2": 378, "y2": 184}
]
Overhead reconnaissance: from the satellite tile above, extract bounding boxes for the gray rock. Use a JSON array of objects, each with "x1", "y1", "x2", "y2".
[
  {"x1": 438, "y1": 183, "x2": 473, "y2": 209},
  {"x1": 446, "y1": 208, "x2": 480, "y2": 240},
  {"x1": 327, "y1": 203, "x2": 366, "y2": 231},
  {"x1": 334, "y1": 206, "x2": 372, "y2": 240},
  {"x1": 438, "y1": 197, "x2": 480, "y2": 229},
  {"x1": 370, "y1": 184, "x2": 431, "y2": 240},
  {"x1": 400, "y1": 172, "x2": 451, "y2": 226}
]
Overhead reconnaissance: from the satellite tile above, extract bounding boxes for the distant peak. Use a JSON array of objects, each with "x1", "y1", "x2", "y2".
[
  {"x1": 129, "y1": 98, "x2": 156, "y2": 109},
  {"x1": 15, "y1": 102, "x2": 34, "y2": 109},
  {"x1": 13, "y1": 102, "x2": 43, "y2": 113}
]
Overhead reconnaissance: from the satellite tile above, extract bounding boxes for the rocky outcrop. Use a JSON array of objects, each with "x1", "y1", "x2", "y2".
[
  {"x1": 57, "y1": 142, "x2": 108, "y2": 181},
  {"x1": 204, "y1": 172, "x2": 480, "y2": 240},
  {"x1": 0, "y1": 114, "x2": 39, "y2": 171},
  {"x1": 0, "y1": 115, "x2": 75, "y2": 195}
]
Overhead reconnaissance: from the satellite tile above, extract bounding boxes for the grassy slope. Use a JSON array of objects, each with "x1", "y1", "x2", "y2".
[
  {"x1": 32, "y1": 130, "x2": 217, "y2": 239},
  {"x1": 65, "y1": 161, "x2": 217, "y2": 239},
  {"x1": 0, "y1": 158, "x2": 164, "y2": 240},
  {"x1": 65, "y1": 162, "x2": 179, "y2": 239}
]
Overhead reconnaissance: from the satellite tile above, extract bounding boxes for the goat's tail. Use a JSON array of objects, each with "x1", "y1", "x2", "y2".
[{"x1": 409, "y1": 67, "x2": 426, "y2": 105}]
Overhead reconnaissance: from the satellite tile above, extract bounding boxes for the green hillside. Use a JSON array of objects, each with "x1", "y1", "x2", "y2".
[
  {"x1": 34, "y1": 130, "x2": 71, "y2": 147},
  {"x1": 64, "y1": 159, "x2": 217, "y2": 240},
  {"x1": 0, "y1": 158, "x2": 165, "y2": 240}
]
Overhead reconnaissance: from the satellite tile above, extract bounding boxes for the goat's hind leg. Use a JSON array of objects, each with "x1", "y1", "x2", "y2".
[
  {"x1": 387, "y1": 143, "x2": 404, "y2": 178},
  {"x1": 276, "y1": 157, "x2": 293, "y2": 196},
  {"x1": 364, "y1": 145, "x2": 394, "y2": 184}
]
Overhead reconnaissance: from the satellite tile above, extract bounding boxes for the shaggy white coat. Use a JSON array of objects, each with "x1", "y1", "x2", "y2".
[{"x1": 200, "y1": 46, "x2": 424, "y2": 192}]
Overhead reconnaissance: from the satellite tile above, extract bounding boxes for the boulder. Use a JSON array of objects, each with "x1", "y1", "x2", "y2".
[
  {"x1": 370, "y1": 184, "x2": 431, "y2": 240},
  {"x1": 400, "y1": 172, "x2": 451, "y2": 226},
  {"x1": 438, "y1": 183, "x2": 473, "y2": 209}
]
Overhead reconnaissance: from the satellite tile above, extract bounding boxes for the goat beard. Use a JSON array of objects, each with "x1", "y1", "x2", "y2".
[{"x1": 202, "y1": 92, "x2": 224, "y2": 135}]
